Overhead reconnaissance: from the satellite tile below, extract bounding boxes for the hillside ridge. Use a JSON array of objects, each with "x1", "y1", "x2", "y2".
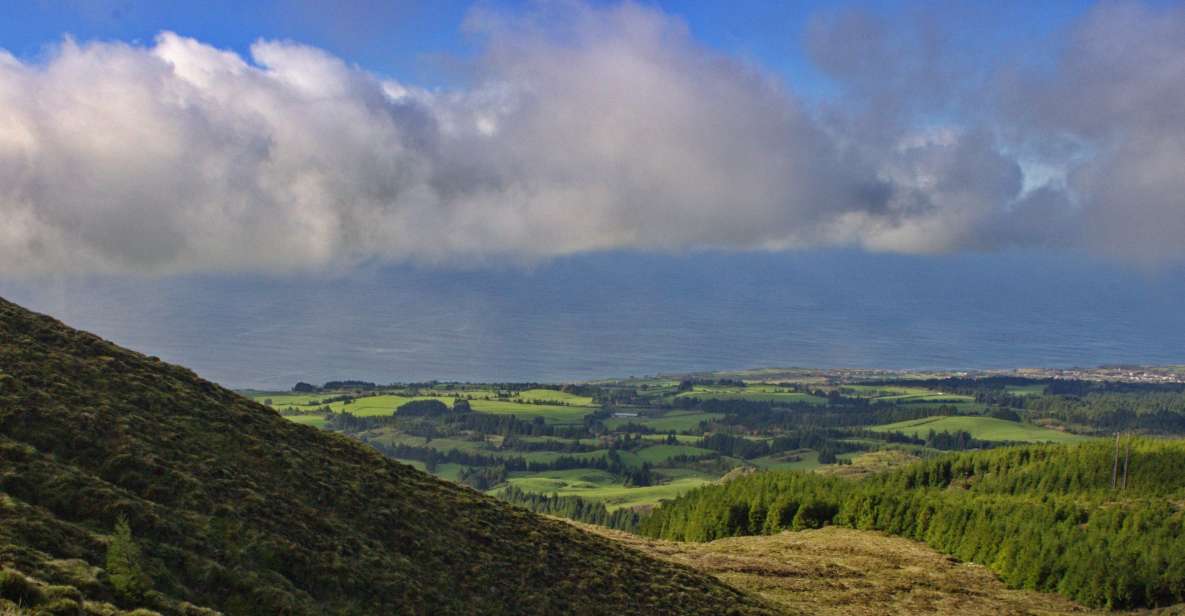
[{"x1": 0, "y1": 296, "x2": 773, "y2": 615}]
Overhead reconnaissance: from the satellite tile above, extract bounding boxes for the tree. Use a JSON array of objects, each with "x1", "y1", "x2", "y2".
[
  {"x1": 292, "y1": 381, "x2": 318, "y2": 393},
  {"x1": 106, "y1": 515, "x2": 149, "y2": 602}
]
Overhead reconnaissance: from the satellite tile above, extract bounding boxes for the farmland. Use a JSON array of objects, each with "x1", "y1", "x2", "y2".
[{"x1": 250, "y1": 372, "x2": 1182, "y2": 533}]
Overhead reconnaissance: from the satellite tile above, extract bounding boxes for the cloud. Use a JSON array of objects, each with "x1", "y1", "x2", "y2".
[
  {"x1": 1008, "y1": 1, "x2": 1185, "y2": 263},
  {"x1": 0, "y1": 2, "x2": 1181, "y2": 276}
]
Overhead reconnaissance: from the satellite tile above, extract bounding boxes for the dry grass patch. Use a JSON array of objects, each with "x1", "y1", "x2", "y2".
[
  {"x1": 579, "y1": 523, "x2": 1105, "y2": 615},
  {"x1": 816, "y1": 449, "x2": 920, "y2": 480}
]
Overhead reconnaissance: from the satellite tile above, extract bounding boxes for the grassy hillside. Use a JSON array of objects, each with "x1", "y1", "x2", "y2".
[
  {"x1": 578, "y1": 523, "x2": 1096, "y2": 615},
  {"x1": 871, "y1": 415, "x2": 1088, "y2": 443},
  {"x1": 0, "y1": 297, "x2": 773, "y2": 615}
]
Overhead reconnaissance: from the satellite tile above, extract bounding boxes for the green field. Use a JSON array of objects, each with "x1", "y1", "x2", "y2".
[
  {"x1": 632, "y1": 444, "x2": 716, "y2": 464},
  {"x1": 841, "y1": 384, "x2": 975, "y2": 404},
  {"x1": 286, "y1": 414, "x2": 329, "y2": 428},
  {"x1": 675, "y1": 386, "x2": 826, "y2": 405},
  {"x1": 640, "y1": 433, "x2": 704, "y2": 444},
  {"x1": 254, "y1": 391, "x2": 593, "y2": 425},
  {"x1": 512, "y1": 388, "x2": 595, "y2": 406},
  {"x1": 466, "y1": 398, "x2": 591, "y2": 424},
  {"x1": 494, "y1": 469, "x2": 712, "y2": 510},
  {"x1": 871, "y1": 416, "x2": 1088, "y2": 443},
  {"x1": 604, "y1": 410, "x2": 723, "y2": 431},
  {"x1": 1004, "y1": 383, "x2": 1047, "y2": 396}
]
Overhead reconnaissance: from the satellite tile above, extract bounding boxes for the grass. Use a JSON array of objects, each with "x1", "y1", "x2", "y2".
[
  {"x1": 1004, "y1": 384, "x2": 1048, "y2": 396},
  {"x1": 816, "y1": 449, "x2": 921, "y2": 480},
  {"x1": 577, "y1": 524, "x2": 1095, "y2": 615},
  {"x1": 511, "y1": 389, "x2": 595, "y2": 406},
  {"x1": 749, "y1": 449, "x2": 824, "y2": 471},
  {"x1": 675, "y1": 386, "x2": 827, "y2": 405},
  {"x1": 286, "y1": 414, "x2": 328, "y2": 428},
  {"x1": 841, "y1": 384, "x2": 976, "y2": 404},
  {"x1": 496, "y1": 470, "x2": 712, "y2": 510},
  {"x1": 871, "y1": 415, "x2": 1088, "y2": 444},
  {"x1": 467, "y1": 399, "x2": 590, "y2": 424},
  {"x1": 640, "y1": 433, "x2": 703, "y2": 444},
  {"x1": 632, "y1": 444, "x2": 716, "y2": 464},
  {"x1": 605, "y1": 411, "x2": 723, "y2": 431}
]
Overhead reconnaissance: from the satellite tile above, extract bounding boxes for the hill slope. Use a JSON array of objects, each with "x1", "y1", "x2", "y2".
[
  {"x1": 576, "y1": 523, "x2": 1095, "y2": 615},
  {"x1": 0, "y1": 297, "x2": 772, "y2": 615}
]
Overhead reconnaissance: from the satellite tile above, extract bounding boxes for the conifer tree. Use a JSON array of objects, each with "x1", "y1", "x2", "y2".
[{"x1": 106, "y1": 515, "x2": 150, "y2": 602}]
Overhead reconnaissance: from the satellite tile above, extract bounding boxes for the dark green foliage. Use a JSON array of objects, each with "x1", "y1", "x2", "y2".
[
  {"x1": 499, "y1": 487, "x2": 641, "y2": 532},
  {"x1": 395, "y1": 398, "x2": 451, "y2": 417},
  {"x1": 0, "y1": 568, "x2": 44, "y2": 606},
  {"x1": 642, "y1": 439, "x2": 1185, "y2": 609},
  {"x1": 0, "y1": 297, "x2": 774, "y2": 616}
]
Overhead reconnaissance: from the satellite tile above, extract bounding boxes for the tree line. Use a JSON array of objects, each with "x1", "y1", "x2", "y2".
[{"x1": 641, "y1": 439, "x2": 1185, "y2": 609}]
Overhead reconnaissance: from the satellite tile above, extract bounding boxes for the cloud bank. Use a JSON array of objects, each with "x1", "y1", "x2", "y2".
[{"x1": 0, "y1": 2, "x2": 1182, "y2": 275}]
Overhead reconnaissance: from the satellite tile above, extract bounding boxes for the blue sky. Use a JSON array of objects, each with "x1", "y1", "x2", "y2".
[{"x1": 1, "y1": 1, "x2": 1093, "y2": 97}]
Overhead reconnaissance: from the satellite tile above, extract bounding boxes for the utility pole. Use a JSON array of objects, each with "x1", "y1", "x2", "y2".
[
  {"x1": 1112, "y1": 432, "x2": 1120, "y2": 490},
  {"x1": 1122, "y1": 436, "x2": 1131, "y2": 491}
]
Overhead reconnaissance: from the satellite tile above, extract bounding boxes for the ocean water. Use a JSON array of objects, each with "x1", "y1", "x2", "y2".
[{"x1": 3, "y1": 250, "x2": 1184, "y2": 389}]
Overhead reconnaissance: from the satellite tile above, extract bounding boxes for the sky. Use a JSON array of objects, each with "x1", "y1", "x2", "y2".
[{"x1": 1, "y1": 1, "x2": 1184, "y2": 382}]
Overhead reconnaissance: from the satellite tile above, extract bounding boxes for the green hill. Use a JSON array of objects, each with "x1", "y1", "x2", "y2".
[{"x1": 0, "y1": 297, "x2": 772, "y2": 615}]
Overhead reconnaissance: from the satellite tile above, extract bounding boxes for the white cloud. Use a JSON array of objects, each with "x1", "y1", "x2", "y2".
[{"x1": 0, "y1": 2, "x2": 1181, "y2": 276}]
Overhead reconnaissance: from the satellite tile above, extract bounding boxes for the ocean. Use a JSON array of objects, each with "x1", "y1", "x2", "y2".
[{"x1": 3, "y1": 250, "x2": 1183, "y2": 389}]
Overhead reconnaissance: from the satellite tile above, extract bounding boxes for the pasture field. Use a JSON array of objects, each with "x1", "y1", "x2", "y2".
[
  {"x1": 841, "y1": 384, "x2": 975, "y2": 404},
  {"x1": 749, "y1": 449, "x2": 822, "y2": 471},
  {"x1": 286, "y1": 414, "x2": 328, "y2": 428},
  {"x1": 511, "y1": 388, "x2": 595, "y2": 406},
  {"x1": 871, "y1": 415, "x2": 1088, "y2": 443},
  {"x1": 466, "y1": 398, "x2": 591, "y2": 424},
  {"x1": 495, "y1": 471, "x2": 712, "y2": 510},
  {"x1": 640, "y1": 433, "x2": 704, "y2": 444},
  {"x1": 632, "y1": 444, "x2": 716, "y2": 464},
  {"x1": 604, "y1": 410, "x2": 723, "y2": 431},
  {"x1": 676, "y1": 385, "x2": 827, "y2": 404},
  {"x1": 1004, "y1": 383, "x2": 1047, "y2": 396}
]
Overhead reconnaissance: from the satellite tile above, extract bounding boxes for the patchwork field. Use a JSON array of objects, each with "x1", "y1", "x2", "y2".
[{"x1": 253, "y1": 390, "x2": 595, "y2": 424}]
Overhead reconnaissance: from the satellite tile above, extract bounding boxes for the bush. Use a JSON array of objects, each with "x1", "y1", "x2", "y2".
[
  {"x1": 0, "y1": 569, "x2": 43, "y2": 606},
  {"x1": 37, "y1": 598, "x2": 83, "y2": 615},
  {"x1": 791, "y1": 499, "x2": 838, "y2": 530}
]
